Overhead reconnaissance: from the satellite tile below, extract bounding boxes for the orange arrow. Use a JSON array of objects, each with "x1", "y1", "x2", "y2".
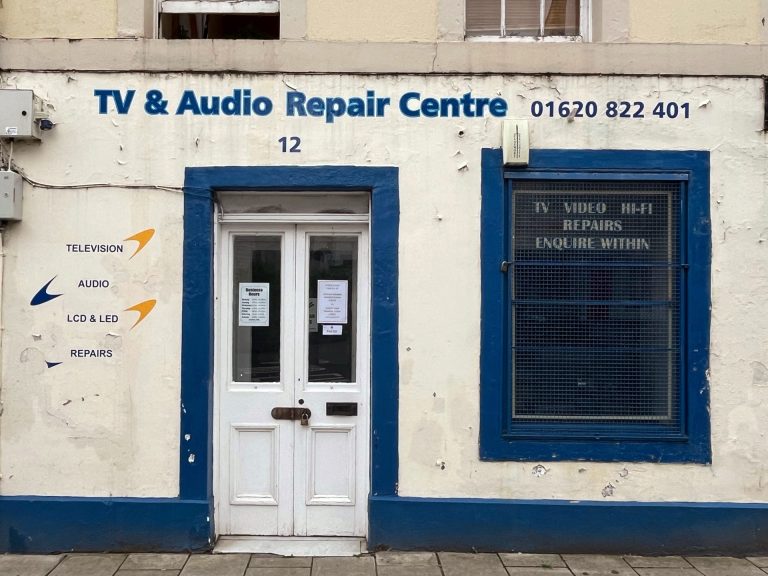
[
  {"x1": 124, "y1": 228, "x2": 155, "y2": 259},
  {"x1": 125, "y1": 299, "x2": 157, "y2": 329}
]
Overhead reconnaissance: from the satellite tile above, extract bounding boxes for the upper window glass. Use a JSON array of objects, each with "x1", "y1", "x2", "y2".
[
  {"x1": 467, "y1": 0, "x2": 581, "y2": 38},
  {"x1": 159, "y1": 0, "x2": 279, "y2": 39},
  {"x1": 218, "y1": 193, "x2": 370, "y2": 216}
]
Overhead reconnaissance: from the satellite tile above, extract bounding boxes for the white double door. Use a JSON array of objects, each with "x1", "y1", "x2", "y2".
[{"x1": 217, "y1": 222, "x2": 369, "y2": 537}]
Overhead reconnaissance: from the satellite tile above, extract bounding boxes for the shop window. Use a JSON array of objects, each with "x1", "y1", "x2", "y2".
[
  {"x1": 466, "y1": 0, "x2": 588, "y2": 38},
  {"x1": 159, "y1": 0, "x2": 279, "y2": 39},
  {"x1": 480, "y1": 150, "x2": 711, "y2": 463}
]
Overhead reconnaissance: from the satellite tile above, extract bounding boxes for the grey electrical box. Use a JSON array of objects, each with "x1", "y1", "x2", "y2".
[
  {"x1": 0, "y1": 172, "x2": 23, "y2": 220},
  {"x1": 0, "y1": 90, "x2": 44, "y2": 140}
]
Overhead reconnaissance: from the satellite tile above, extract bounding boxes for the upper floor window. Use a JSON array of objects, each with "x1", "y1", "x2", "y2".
[
  {"x1": 159, "y1": 0, "x2": 279, "y2": 39},
  {"x1": 466, "y1": 0, "x2": 586, "y2": 39}
]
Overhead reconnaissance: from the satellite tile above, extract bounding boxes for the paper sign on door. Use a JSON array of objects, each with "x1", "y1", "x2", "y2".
[
  {"x1": 239, "y1": 283, "x2": 269, "y2": 327},
  {"x1": 317, "y1": 280, "x2": 348, "y2": 324}
]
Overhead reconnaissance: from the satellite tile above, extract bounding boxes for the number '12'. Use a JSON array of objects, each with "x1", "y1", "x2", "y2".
[{"x1": 279, "y1": 136, "x2": 301, "y2": 153}]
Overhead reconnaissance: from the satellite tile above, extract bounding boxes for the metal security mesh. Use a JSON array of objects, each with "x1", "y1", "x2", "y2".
[{"x1": 510, "y1": 181, "x2": 681, "y2": 435}]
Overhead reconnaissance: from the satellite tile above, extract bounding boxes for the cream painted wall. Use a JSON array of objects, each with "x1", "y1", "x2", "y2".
[
  {"x1": 0, "y1": 73, "x2": 182, "y2": 496},
  {"x1": 0, "y1": 0, "x2": 118, "y2": 38},
  {"x1": 306, "y1": 0, "x2": 437, "y2": 42},
  {"x1": 592, "y1": 0, "x2": 630, "y2": 43},
  {"x1": 627, "y1": 0, "x2": 764, "y2": 44},
  {"x1": 0, "y1": 0, "x2": 765, "y2": 43},
  {"x1": 0, "y1": 188, "x2": 183, "y2": 496},
  {"x1": 0, "y1": 73, "x2": 766, "y2": 503}
]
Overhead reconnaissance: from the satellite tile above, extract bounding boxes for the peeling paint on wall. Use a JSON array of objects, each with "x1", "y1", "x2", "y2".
[{"x1": 752, "y1": 361, "x2": 768, "y2": 387}]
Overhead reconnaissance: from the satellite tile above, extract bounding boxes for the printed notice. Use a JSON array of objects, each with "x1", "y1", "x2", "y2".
[
  {"x1": 322, "y1": 324, "x2": 343, "y2": 336},
  {"x1": 239, "y1": 283, "x2": 269, "y2": 327},
  {"x1": 317, "y1": 280, "x2": 348, "y2": 324},
  {"x1": 517, "y1": 194, "x2": 667, "y2": 257}
]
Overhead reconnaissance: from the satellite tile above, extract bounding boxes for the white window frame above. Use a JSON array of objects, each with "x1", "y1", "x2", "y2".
[
  {"x1": 159, "y1": 0, "x2": 278, "y2": 15},
  {"x1": 466, "y1": 0, "x2": 591, "y2": 42}
]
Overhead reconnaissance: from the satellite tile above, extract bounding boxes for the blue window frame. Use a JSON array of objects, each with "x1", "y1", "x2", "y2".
[{"x1": 480, "y1": 149, "x2": 711, "y2": 463}]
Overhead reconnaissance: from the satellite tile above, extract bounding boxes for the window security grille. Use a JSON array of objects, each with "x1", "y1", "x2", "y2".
[{"x1": 509, "y1": 181, "x2": 681, "y2": 438}]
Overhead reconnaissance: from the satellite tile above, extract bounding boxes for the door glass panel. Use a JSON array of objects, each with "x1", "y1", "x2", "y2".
[
  {"x1": 307, "y1": 236, "x2": 358, "y2": 383},
  {"x1": 232, "y1": 235, "x2": 281, "y2": 382},
  {"x1": 219, "y1": 192, "x2": 370, "y2": 215}
]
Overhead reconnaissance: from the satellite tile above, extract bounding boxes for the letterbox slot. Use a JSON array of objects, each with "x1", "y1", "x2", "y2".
[{"x1": 326, "y1": 402, "x2": 358, "y2": 416}]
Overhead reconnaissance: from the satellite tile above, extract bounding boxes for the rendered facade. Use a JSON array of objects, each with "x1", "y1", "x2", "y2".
[{"x1": 1, "y1": 0, "x2": 768, "y2": 555}]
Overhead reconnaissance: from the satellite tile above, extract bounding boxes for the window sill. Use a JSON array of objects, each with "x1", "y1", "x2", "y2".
[
  {"x1": 480, "y1": 437, "x2": 712, "y2": 463},
  {"x1": 503, "y1": 426, "x2": 689, "y2": 443},
  {"x1": 465, "y1": 35, "x2": 584, "y2": 43}
]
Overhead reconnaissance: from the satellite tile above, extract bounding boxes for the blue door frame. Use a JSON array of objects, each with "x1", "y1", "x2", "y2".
[{"x1": 180, "y1": 166, "x2": 402, "y2": 543}]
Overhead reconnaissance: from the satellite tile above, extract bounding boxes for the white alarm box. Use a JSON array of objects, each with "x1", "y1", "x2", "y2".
[
  {"x1": 502, "y1": 119, "x2": 530, "y2": 166},
  {"x1": 0, "y1": 90, "x2": 43, "y2": 140},
  {"x1": 0, "y1": 171, "x2": 23, "y2": 221}
]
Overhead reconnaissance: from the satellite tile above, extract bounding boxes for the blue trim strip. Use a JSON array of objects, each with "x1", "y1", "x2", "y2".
[
  {"x1": 480, "y1": 149, "x2": 711, "y2": 463},
  {"x1": 512, "y1": 346, "x2": 674, "y2": 353},
  {"x1": 511, "y1": 299, "x2": 673, "y2": 306},
  {"x1": 0, "y1": 498, "x2": 210, "y2": 553},
  {"x1": 480, "y1": 149, "x2": 507, "y2": 465},
  {"x1": 506, "y1": 171, "x2": 689, "y2": 181},
  {"x1": 368, "y1": 496, "x2": 768, "y2": 555},
  {"x1": 512, "y1": 261, "x2": 680, "y2": 268},
  {"x1": 683, "y1": 153, "x2": 711, "y2": 454},
  {"x1": 180, "y1": 172, "x2": 215, "y2": 501}
]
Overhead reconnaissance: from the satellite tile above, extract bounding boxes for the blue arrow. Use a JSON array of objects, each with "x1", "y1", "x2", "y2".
[{"x1": 31, "y1": 276, "x2": 62, "y2": 306}]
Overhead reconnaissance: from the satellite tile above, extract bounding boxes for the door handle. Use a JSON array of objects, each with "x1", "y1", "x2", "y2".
[{"x1": 271, "y1": 407, "x2": 312, "y2": 422}]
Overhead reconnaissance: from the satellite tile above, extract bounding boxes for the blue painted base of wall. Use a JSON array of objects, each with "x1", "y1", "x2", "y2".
[
  {"x1": 369, "y1": 496, "x2": 768, "y2": 556},
  {"x1": 0, "y1": 497, "x2": 211, "y2": 553},
  {"x1": 4, "y1": 495, "x2": 768, "y2": 554}
]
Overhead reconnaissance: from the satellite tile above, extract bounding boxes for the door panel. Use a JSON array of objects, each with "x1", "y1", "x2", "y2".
[
  {"x1": 307, "y1": 426, "x2": 356, "y2": 505},
  {"x1": 217, "y1": 222, "x2": 368, "y2": 539},
  {"x1": 230, "y1": 425, "x2": 279, "y2": 505}
]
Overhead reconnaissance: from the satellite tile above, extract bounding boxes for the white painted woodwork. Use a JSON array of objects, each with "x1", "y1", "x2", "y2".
[
  {"x1": 216, "y1": 220, "x2": 369, "y2": 541},
  {"x1": 218, "y1": 225, "x2": 295, "y2": 536},
  {"x1": 230, "y1": 425, "x2": 278, "y2": 504},
  {"x1": 214, "y1": 536, "x2": 366, "y2": 555},
  {"x1": 307, "y1": 426, "x2": 355, "y2": 505},
  {"x1": 160, "y1": 0, "x2": 279, "y2": 14}
]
